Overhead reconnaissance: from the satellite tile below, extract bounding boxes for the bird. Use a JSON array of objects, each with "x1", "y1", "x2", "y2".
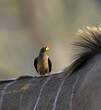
[{"x1": 34, "y1": 46, "x2": 52, "y2": 75}]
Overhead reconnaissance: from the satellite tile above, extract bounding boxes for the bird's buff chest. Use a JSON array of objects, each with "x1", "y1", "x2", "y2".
[{"x1": 37, "y1": 55, "x2": 49, "y2": 74}]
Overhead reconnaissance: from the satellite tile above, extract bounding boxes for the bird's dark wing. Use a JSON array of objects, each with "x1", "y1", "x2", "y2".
[
  {"x1": 34, "y1": 57, "x2": 38, "y2": 72},
  {"x1": 48, "y1": 58, "x2": 52, "y2": 72}
]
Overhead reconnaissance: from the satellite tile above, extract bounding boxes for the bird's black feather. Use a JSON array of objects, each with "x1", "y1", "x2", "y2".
[
  {"x1": 48, "y1": 58, "x2": 52, "y2": 72},
  {"x1": 34, "y1": 57, "x2": 38, "y2": 72}
]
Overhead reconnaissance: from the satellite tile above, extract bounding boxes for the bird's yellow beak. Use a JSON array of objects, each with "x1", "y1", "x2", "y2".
[{"x1": 46, "y1": 46, "x2": 51, "y2": 51}]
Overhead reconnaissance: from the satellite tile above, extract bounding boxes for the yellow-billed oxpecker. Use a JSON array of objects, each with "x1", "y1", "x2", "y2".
[{"x1": 34, "y1": 46, "x2": 52, "y2": 75}]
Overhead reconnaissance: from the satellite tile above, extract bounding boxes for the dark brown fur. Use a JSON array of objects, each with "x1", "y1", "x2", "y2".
[{"x1": 64, "y1": 27, "x2": 101, "y2": 77}]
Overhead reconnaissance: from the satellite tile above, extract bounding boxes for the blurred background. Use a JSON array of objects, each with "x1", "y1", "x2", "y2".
[{"x1": 0, "y1": 0, "x2": 101, "y2": 79}]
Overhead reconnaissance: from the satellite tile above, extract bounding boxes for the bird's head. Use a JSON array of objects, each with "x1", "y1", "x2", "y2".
[{"x1": 39, "y1": 46, "x2": 51, "y2": 54}]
